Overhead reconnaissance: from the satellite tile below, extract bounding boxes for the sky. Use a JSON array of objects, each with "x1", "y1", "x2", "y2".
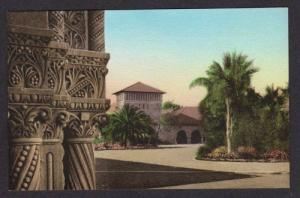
[{"x1": 104, "y1": 8, "x2": 288, "y2": 107}]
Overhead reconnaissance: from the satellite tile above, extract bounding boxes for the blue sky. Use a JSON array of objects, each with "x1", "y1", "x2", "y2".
[{"x1": 105, "y1": 8, "x2": 288, "y2": 106}]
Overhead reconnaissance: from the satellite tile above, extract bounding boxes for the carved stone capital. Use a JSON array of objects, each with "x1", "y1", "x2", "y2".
[
  {"x1": 64, "y1": 11, "x2": 87, "y2": 49},
  {"x1": 8, "y1": 105, "x2": 51, "y2": 139},
  {"x1": 8, "y1": 44, "x2": 49, "y2": 89},
  {"x1": 8, "y1": 25, "x2": 52, "y2": 47},
  {"x1": 8, "y1": 88, "x2": 53, "y2": 105},
  {"x1": 64, "y1": 113, "x2": 106, "y2": 139},
  {"x1": 43, "y1": 111, "x2": 69, "y2": 140}
]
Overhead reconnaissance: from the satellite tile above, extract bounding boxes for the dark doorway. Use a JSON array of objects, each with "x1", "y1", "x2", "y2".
[
  {"x1": 191, "y1": 130, "x2": 201, "y2": 143},
  {"x1": 176, "y1": 130, "x2": 187, "y2": 144}
]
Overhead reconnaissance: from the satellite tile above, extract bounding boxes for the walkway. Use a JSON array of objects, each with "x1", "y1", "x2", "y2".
[{"x1": 95, "y1": 144, "x2": 289, "y2": 189}]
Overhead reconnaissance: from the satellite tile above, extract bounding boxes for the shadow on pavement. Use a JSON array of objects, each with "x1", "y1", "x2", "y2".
[
  {"x1": 96, "y1": 145, "x2": 191, "y2": 152},
  {"x1": 96, "y1": 158, "x2": 253, "y2": 189}
]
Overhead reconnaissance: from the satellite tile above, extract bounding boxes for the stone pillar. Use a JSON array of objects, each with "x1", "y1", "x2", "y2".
[
  {"x1": 48, "y1": 11, "x2": 65, "y2": 42},
  {"x1": 39, "y1": 111, "x2": 68, "y2": 190},
  {"x1": 8, "y1": 11, "x2": 110, "y2": 191},
  {"x1": 63, "y1": 113, "x2": 106, "y2": 190},
  {"x1": 8, "y1": 106, "x2": 50, "y2": 191},
  {"x1": 187, "y1": 131, "x2": 192, "y2": 144},
  {"x1": 88, "y1": 11, "x2": 105, "y2": 52}
]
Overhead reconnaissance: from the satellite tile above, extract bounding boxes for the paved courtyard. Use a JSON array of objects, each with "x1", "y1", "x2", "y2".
[{"x1": 95, "y1": 144, "x2": 289, "y2": 189}]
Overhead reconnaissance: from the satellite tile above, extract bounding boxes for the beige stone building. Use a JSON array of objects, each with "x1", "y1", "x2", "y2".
[
  {"x1": 113, "y1": 82, "x2": 165, "y2": 124},
  {"x1": 159, "y1": 107, "x2": 205, "y2": 144},
  {"x1": 113, "y1": 83, "x2": 204, "y2": 144}
]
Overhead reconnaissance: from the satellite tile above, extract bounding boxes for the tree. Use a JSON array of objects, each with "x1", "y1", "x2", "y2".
[
  {"x1": 190, "y1": 52, "x2": 258, "y2": 153},
  {"x1": 162, "y1": 101, "x2": 181, "y2": 111},
  {"x1": 107, "y1": 104, "x2": 155, "y2": 148},
  {"x1": 259, "y1": 85, "x2": 289, "y2": 151},
  {"x1": 160, "y1": 101, "x2": 181, "y2": 128}
]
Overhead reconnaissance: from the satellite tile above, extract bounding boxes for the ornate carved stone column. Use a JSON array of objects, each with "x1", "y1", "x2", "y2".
[
  {"x1": 63, "y1": 49, "x2": 110, "y2": 190},
  {"x1": 7, "y1": 25, "x2": 69, "y2": 191},
  {"x1": 48, "y1": 11, "x2": 65, "y2": 42},
  {"x1": 39, "y1": 111, "x2": 68, "y2": 190},
  {"x1": 8, "y1": 11, "x2": 110, "y2": 191},
  {"x1": 7, "y1": 26, "x2": 53, "y2": 191},
  {"x1": 63, "y1": 113, "x2": 107, "y2": 190},
  {"x1": 88, "y1": 11, "x2": 105, "y2": 52},
  {"x1": 8, "y1": 106, "x2": 50, "y2": 191}
]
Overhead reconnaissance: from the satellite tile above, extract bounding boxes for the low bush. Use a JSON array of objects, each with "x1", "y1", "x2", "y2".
[
  {"x1": 237, "y1": 146, "x2": 257, "y2": 159},
  {"x1": 264, "y1": 149, "x2": 288, "y2": 160},
  {"x1": 93, "y1": 136, "x2": 103, "y2": 144},
  {"x1": 196, "y1": 145, "x2": 211, "y2": 159},
  {"x1": 208, "y1": 146, "x2": 227, "y2": 158},
  {"x1": 224, "y1": 152, "x2": 239, "y2": 159}
]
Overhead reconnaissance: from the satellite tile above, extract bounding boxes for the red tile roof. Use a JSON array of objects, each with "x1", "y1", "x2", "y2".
[
  {"x1": 113, "y1": 82, "x2": 165, "y2": 95},
  {"x1": 172, "y1": 106, "x2": 202, "y2": 121}
]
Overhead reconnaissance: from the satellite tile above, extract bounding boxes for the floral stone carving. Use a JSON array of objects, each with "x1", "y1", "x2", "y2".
[{"x1": 7, "y1": 10, "x2": 110, "y2": 191}]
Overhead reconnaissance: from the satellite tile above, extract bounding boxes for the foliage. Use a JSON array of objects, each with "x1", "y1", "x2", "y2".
[
  {"x1": 264, "y1": 149, "x2": 289, "y2": 160},
  {"x1": 232, "y1": 85, "x2": 289, "y2": 153},
  {"x1": 160, "y1": 101, "x2": 181, "y2": 128},
  {"x1": 199, "y1": 98, "x2": 226, "y2": 150},
  {"x1": 224, "y1": 152, "x2": 239, "y2": 160},
  {"x1": 207, "y1": 146, "x2": 227, "y2": 158},
  {"x1": 231, "y1": 111, "x2": 264, "y2": 152},
  {"x1": 93, "y1": 136, "x2": 103, "y2": 144},
  {"x1": 237, "y1": 146, "x2": 257, "y2": 159},
  {"x1": 190, "y1": 52, "x2": 259, "y2": 153},
  {"x1": 196, "y1": 145, "x2": 211, "y2": 159},
  {"x1": 260, "y1": 85, "x2": 289, "y2": 152},
  {"x1": 162, "y1": 101, "x2": 181, "y2": 111},
  {"x1": 105, "y1": 104, "x2": 155, "y2": 148},
  {"x1": 160, "y1": 112, "x2": 179, "y2": 128},
  {"x1": 191, "y1": 51, "x2": 289, "y2": 156}
]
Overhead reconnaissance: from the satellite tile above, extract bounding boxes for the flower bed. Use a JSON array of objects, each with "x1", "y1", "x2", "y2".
[
  {"x1": 94, "y1": 143, "x2": 158, "y2": 150},
  {"x1": 196, "y1": 146, "x2": 289, "y2": 162}
]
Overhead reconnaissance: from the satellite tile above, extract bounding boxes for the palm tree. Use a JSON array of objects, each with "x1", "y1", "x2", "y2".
[
  {"x1": 190, "y1": 52, "x2": 258, "y2": 153},
  {"x1": 108, "y1": 104, "x2": 155, "y2": 148},
  {"x1": 262, "y1": 84, "x2": 287, "y2": 112}
]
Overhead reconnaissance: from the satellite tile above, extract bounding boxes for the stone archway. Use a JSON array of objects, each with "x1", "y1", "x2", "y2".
[
  {"x1": 176, "y1": 130, "x2": 187, "y2": 144},
  {"x1": 191, "y1": 130, "x2": 201, "y2": 144}
]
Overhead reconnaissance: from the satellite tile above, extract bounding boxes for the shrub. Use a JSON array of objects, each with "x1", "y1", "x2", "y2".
[
  {"x1": 93, "y1": 136, "x2": 103, "y2": 144},
  {"x1": 237, "y1": 146, "x2": 257, "y2": 159},
  {"x1": 224, "y1": 152, "x2": 239, "y2": 159},
  {"x1": 209, "y1": 146, "x2": 227, "y2": 158},
  {"x1": 264, "y1": 149, "x2": 289, "y2": 160},
  {"x1": 196, "y1": 145, "x2": 211, "y2": 159}
]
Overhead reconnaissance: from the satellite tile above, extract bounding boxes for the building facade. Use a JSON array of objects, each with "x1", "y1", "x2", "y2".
[
  {"x1": 159, "y1": 107, "x2": 205, "y2": 144},
  {"x1": 114, "y1": 82, "x2": 165, "y2": 124}
]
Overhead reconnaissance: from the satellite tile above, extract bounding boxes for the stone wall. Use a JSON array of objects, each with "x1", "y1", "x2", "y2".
[
  {"x1": 159, "y1": 125, "x2": 204, "y2": 144},
  {"x1": 7, "y1": 11, "x2": 109, "y2": 191}
]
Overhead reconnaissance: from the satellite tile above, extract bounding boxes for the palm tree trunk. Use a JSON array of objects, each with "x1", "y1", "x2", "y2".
[
  {"x1": 124, "y1": 132, "x2": 128, "y2": 149},
  {"x1": 225, "y1": 98, "x2": 232, "y2": 153}
]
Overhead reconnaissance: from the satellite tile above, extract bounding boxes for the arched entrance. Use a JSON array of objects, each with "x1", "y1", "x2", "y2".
[
  {"x1": 191, "y1": 130, "x2": 201, "y2": 143},
  {"x1": 176, "y1": 130, "x2": 187, "y2": 144}
]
